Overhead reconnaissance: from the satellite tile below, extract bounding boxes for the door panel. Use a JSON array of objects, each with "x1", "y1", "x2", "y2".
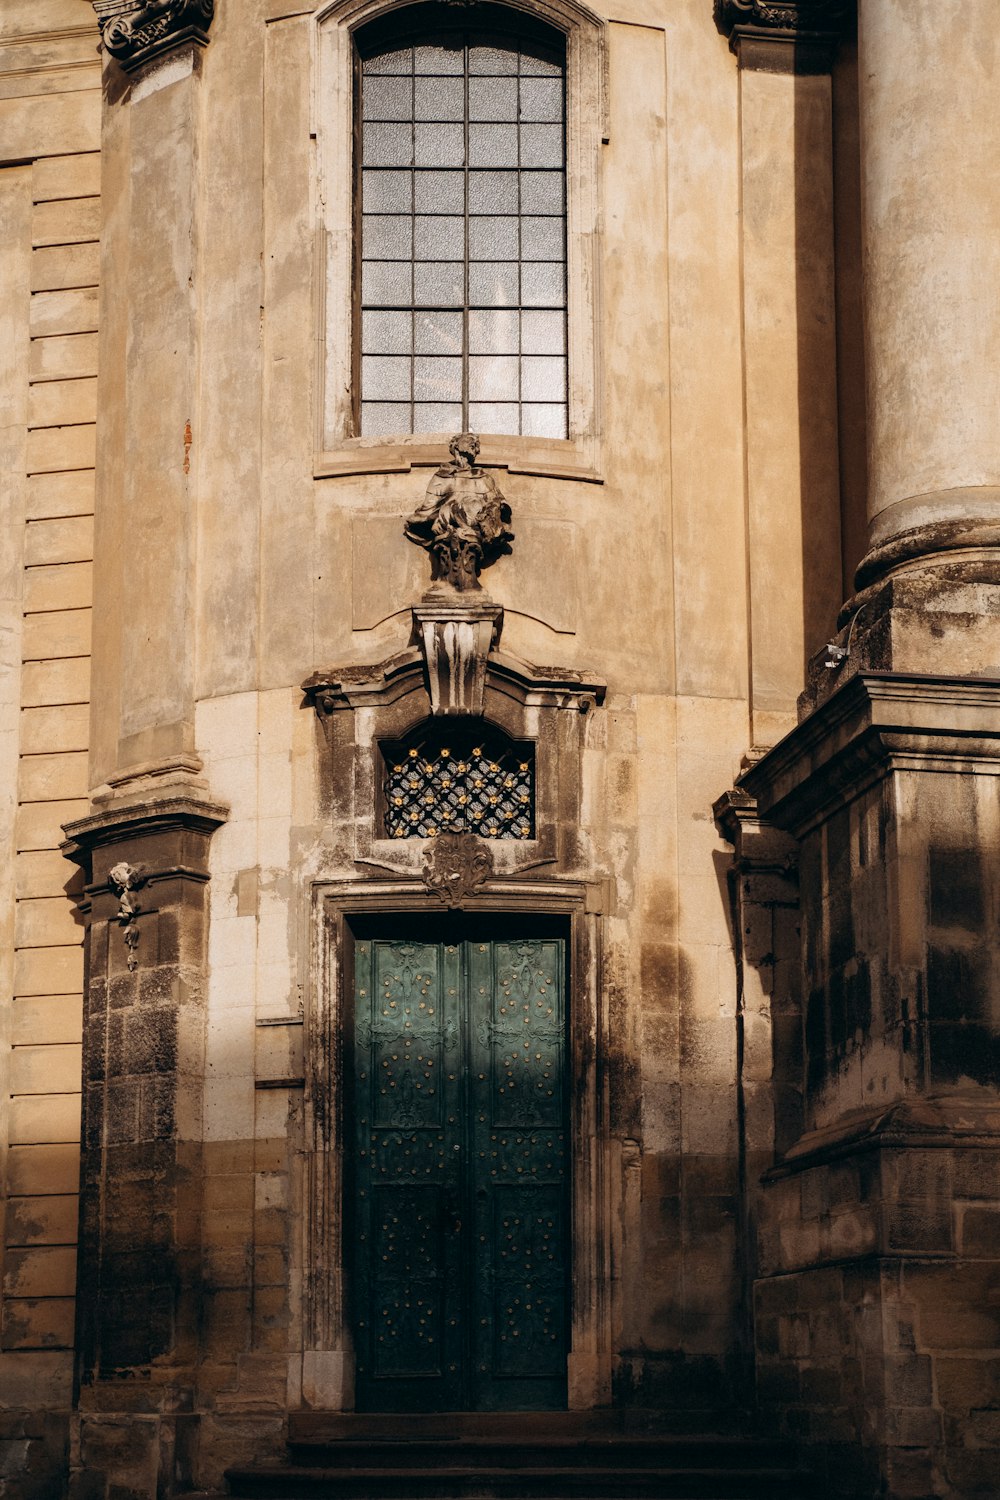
[{"x1": 352, "y1": 922, "x2": 568, "y2": 1412}]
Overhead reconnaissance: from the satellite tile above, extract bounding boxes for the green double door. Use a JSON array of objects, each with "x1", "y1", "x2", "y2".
[{"x1": 351, "y1": 918, "x2": 569, "y2": 1412}]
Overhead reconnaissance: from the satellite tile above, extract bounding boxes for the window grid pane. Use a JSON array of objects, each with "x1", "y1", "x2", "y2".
[{"x1": 359, "y1": 25, "x2": 567, "y2": 438}]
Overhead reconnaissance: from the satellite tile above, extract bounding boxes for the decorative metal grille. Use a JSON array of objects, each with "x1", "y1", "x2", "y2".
[{"x1": 382, "y1": 727, "x2": 535, "y2": 838}]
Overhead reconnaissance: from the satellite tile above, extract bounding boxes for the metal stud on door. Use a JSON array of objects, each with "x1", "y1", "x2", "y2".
[{"x1": 352, "y1": 927, "x2": 568, "y2": 1412}]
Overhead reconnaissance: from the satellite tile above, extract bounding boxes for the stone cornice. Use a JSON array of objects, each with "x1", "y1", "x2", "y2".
[
  {"x1": 714, "y1": 0, "x2": 854, "y2": 72},
  {"x1": 92, "y1": 0, "x2": 215, "y2": 75},
  {"x1": 740, "y1": 671, "x2": 1000, "y2": 837}
]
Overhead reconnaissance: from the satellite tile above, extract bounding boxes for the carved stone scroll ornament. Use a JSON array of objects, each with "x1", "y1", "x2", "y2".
[
  {"x1": 92, "y1": 0, "x2": 215, "y2": 74},
  {"x1": 714, "y1": 0, "x2": 853, "y2": 68},
  {"x1": 405, "y1": 433, "x2": 514, "y2": 594},
  {"x1": 422, "y1": 832, "x2": 494, "y2": 907},
  {"x1": 108, "y1": 861, "x2": 147, "y2": 970}
]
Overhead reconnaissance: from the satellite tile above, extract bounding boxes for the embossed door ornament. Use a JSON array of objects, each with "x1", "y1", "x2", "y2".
[
  {"x1": 422, "y1": 833, "x2": 493, "y2": 907},
  {"x1": 92, "y1": 0, "x2": 215, "y2": 73},
  {"x1": 108, "y1": 861, "x2": 147, "y2": 971}
]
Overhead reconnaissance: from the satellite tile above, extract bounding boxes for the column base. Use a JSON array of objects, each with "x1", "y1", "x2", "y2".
[{"x1": 801, "y1": 568, "x2": 1000, "y2": 718}]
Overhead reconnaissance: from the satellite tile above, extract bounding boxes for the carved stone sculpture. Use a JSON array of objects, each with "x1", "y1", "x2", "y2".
[
  {"x1": 92, "y1": 0, "x2": 215, "y2": 74},
  {"x1": 108, "y1": 860, "x2": 147, "y2": 970},
  {"x1": 404, "y1": 433, "x2": 513, "y2": 593},
  {"x1": 422, "y1": 833, "x2": 494, "y2": 907}
]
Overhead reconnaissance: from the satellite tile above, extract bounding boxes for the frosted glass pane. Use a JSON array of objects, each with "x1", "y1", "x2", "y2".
[
  {"x1": 415, "y1": 310, "x2": 463, "y2": 354},
  {"x1": 363, "y1": 122, "x2": 412, "y2": 168},
  {"x1": 469, "y1": 308, "x2": 519, "y2": 355},
  {"x1": 414, "y1": 356, "x2": 463, "y2": 401},
  {"x1": 520, "y1": 262, "x2": 566, "y2": 307},
  {"x1": 414, "y1": 261, "x2": 464, "y2": 306},
  {"x1": 469, "y1": 401, "x2": 519, "y2": 434},
  {"x1": 469, "y1": 77, "x2": 517, "y2": 121},
  {"x1": 362, "y1": 354, "x2": 411, "y2": 401},
  {"x1": 468, "y1": 171, "x2": 518, "y2": 214},
  {"x1": 362, "y1": 261, "x2": 412, "y2": 306},
  {"x1": 413, "y1": 401, "x2": 463, "y2": 431},
  {"x1": 363, "y1": 214, "x2": 412, "y2": 260},
  {"x1": 521, "y1": 403, "x2": 567, "y2": 438},
  {"x1": 469, "y1": 354, "x2": 519, "y2": 401},
  {"x1": 521, "y1": 216, "x2": 564, "y2": 261},
  {"x1": 468, "y1": 262, "x2": 518, "y2": 306},
  {"x1": 519, "y1": 48, "x2": 562, "y2": 77},
  {"x1": 518, "y1": 79, "x2": 562, "y2": 122},
  {"x1": 363, "y1": 170, "x2": 412, "y2": 214},
  {"x1": 468, "y1": 40, "x2": 517, "y2": 74},
  {"x1": 521, "y1": 310, "x2": 564, "y2": 355},
  {"x1": 363, "y1": 310, "x2": 411, "y2": 355},
  {"x1": 363, "y1": 47, "x2": 413, "y2": 76},
  {"x1": 469, "y1": 216, "x2": 518, "y2": 261},
  {"x1": 469, "y1": 124, "x2": 518, "y2": 168},
  {"x1": 415, "y1": 123, "x2": 464, "y2": 168},
  {"x1": 363, "y1": 76, "x2": 412, "y2": 121},
  {"x1": 414, "y1": 77, "x2": 463, "y2": 120},
  {"x1": 520, "y1": 171, "x2": 563, "y2": 214},
  {"x1": 520, "y1": 125, "x2": 563, "y2": 169},
  {"x1": 413, "y1": 41, "x2": 464, "y2": 73},
  {"x1": 521, "y1": 356, "x2": 566, "y2": 402},
  {"x1": 362, "y1": 401, "x2": 411, "y2": 435},
  {"x1": 415, "y1": 215, "x2": 464, "y2": 260},
  {"x1": 414, "y1": 170, "x2": 465, "y2": 213}
]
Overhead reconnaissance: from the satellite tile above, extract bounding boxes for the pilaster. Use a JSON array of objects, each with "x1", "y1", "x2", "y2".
[
  {"x1": 721, "y1": 3, "x2": 844, "y2": 742},
  {"x1": 61, "y1": 781, "x2": 226, "y2": 1497}
]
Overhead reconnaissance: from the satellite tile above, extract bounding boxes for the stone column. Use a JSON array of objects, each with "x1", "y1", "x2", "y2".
[
  {"x1": 61, "y1": 9, "x2": 224, "y2": 1499},
  {"x1": 730, "y1": 9, "x2": 1000, "y2": 1495},
  {"x1": 856, "y1": 0, "x2": 1000, "y2": 588}
]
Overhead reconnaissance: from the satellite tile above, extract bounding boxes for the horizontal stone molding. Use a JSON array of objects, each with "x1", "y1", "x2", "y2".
[
  {"x1": 304, "y1": 647, "x2": 606, "y2": 723},
  {"x1": 769, "y1": 1095, "x2": 1000, "y2": 1180},
  {"x1": 741, "y1": 671, "x2": 1000, "y2": 837}
]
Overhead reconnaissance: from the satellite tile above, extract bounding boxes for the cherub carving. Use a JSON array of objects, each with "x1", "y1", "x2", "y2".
[{"x1": 404, "y1": 433, "x2": 514, "y2": 592}]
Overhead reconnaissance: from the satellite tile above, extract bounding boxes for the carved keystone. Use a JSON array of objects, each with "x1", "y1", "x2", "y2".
[
  {"x1": 412, "y1": 595, "x2": 503, "y2": 717},
  {"x1": 93, "y1": 0, "x2": 215, "y2": 74}
]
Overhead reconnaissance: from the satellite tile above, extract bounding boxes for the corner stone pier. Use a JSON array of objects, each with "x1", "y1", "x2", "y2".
[{"x1": 739, "y1": 3, "x2": 1000, "y2": 1496}]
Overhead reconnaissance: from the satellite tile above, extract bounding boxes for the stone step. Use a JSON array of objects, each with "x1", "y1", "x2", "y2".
[
  {"x1": 286, "y1": 1413, "x2": 746, "y2": 1444},
  {"x1": 283, "y1": 1437, "x2": 798, "y2": 1471},
  {"x1": 224, "y1": 1463, "x2": 817, "y2": 1499}
]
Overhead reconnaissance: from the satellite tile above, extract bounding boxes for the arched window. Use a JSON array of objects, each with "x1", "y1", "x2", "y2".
[{"x1": 355, "y1": 2, "x2": 568, "y2": 440}]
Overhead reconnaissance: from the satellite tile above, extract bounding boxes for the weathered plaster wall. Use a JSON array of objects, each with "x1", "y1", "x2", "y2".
[{"x1": 0, "y1": 0, "x2": 856, "y2": 1494}]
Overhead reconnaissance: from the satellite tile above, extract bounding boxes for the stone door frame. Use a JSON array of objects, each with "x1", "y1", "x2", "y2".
[{"x1": 302, "y1": 875, "x2": 612, "y2": 1412}]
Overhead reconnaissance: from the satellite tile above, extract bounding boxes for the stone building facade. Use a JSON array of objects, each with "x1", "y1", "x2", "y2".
[{"x1": 0, "y1": 1, "x2": 998, "y2": 1497}]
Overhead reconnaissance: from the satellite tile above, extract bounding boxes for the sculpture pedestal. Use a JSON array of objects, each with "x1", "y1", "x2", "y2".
[{"x1": 412, "y1": 590, "x2": 503, "y2": 717}]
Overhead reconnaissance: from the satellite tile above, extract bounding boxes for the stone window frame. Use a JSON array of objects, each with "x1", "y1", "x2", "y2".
[{"x1": 315, "y1": 0, "x2": 607, "y2": 483}]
